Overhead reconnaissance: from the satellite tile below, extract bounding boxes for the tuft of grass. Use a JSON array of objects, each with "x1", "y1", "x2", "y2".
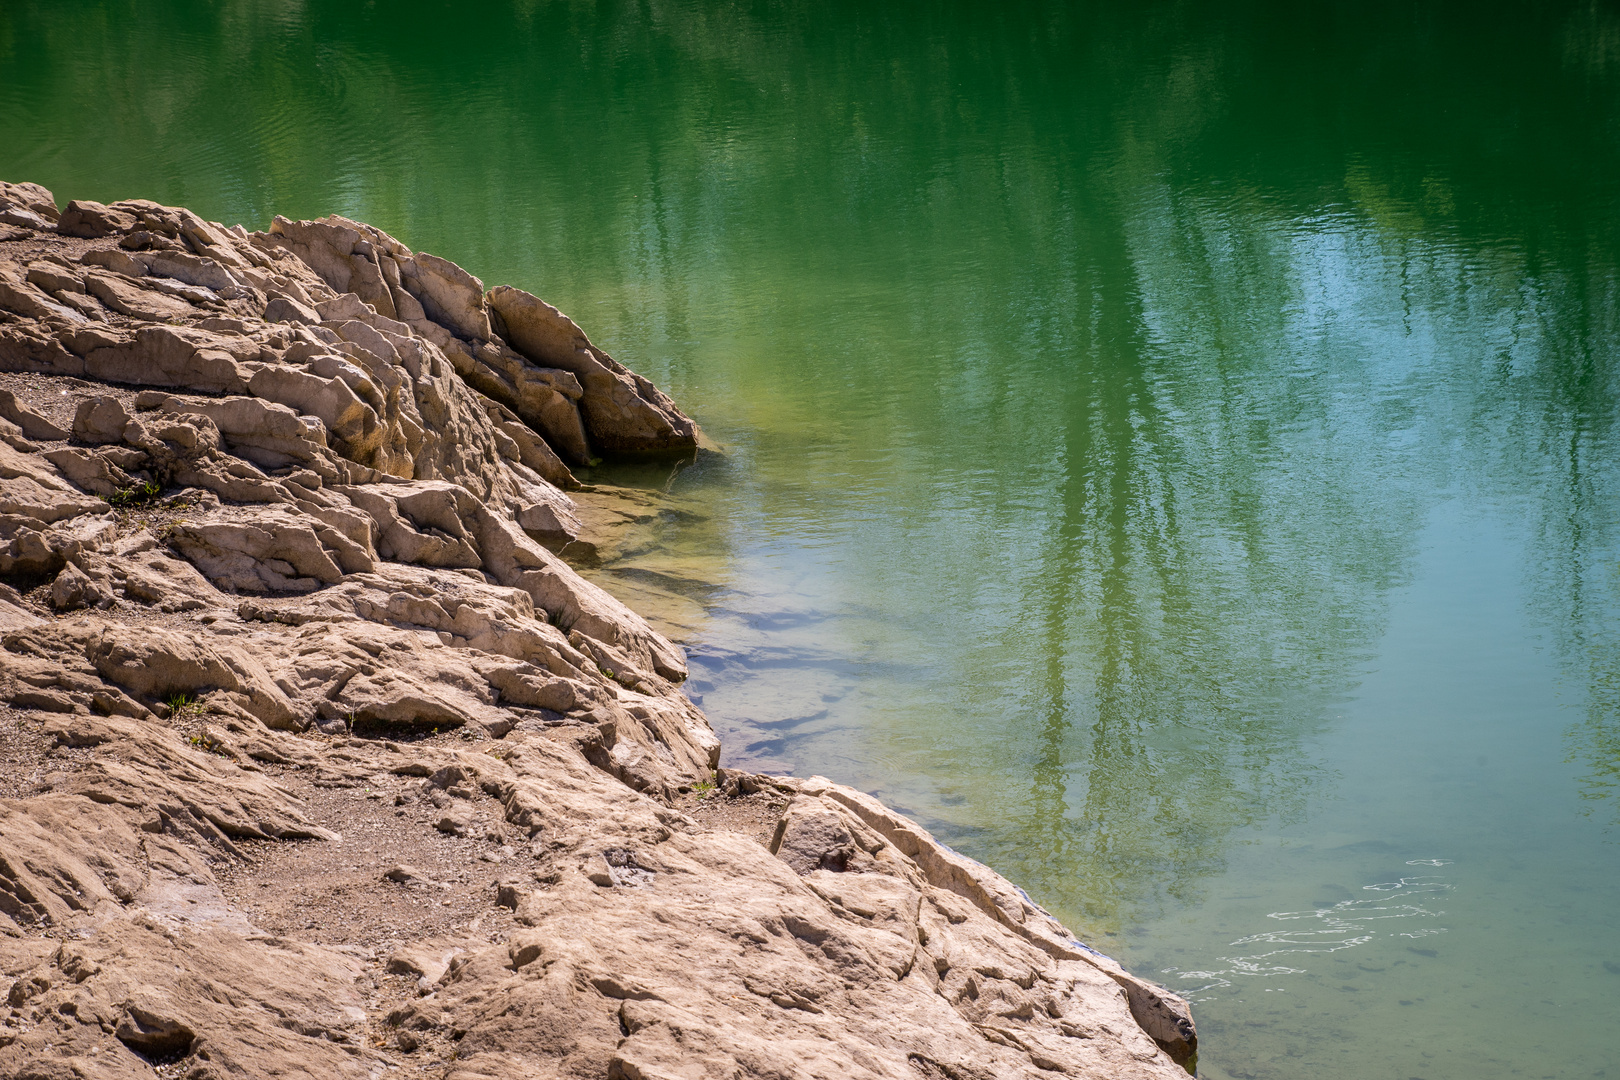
[
  {"x1": 691, "y1": 780, "x2": 717, "y2": 797},
  {"x1": 103, "y1": 480, "x2": 161, "y2": 508}
]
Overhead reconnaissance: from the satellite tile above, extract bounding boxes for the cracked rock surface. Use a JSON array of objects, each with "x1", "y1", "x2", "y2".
[{"x1": 0, "y1": 180, "x2": 1195, "y2": 1079}]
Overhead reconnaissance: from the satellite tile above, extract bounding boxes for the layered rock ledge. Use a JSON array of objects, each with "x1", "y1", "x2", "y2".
[{"x1": 0, "y1": 180, "x2": 1195, "y2": 1079}]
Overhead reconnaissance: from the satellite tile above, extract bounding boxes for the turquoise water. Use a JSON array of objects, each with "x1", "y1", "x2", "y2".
[{"x1": 4, "y1": 2, "x2": 1619, "y2": 1075}]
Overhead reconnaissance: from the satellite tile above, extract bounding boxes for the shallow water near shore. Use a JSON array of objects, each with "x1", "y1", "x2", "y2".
[{"x1": 5, "y1": 2, "x2": 1620, "y2": 1076}]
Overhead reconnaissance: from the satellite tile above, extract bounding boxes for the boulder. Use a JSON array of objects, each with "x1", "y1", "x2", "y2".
[
  {"x1": 488, "y1": 285, "x2": 699, "y2": 457},
  {"x1": 50, "y1": 561, "x2": 116, "y2": 610},
  {"x1": 57, "y1": 199, "x2": 137, "y2": 238},
  {"x1": 265, "y1": 294, "x2": 321, "y2": 325},
  {"x1": 73, "y1": 395, "x2": 133, "y2": 444},
  {"x1": 404, "y1": 252, "x2": 491, "y2": 342},
  {"x1": 770, "y1": 796, "x2": 861, "y2": 874},
  {"x1": 0, "y1": 180, "x2": 59, "y2": 227}
]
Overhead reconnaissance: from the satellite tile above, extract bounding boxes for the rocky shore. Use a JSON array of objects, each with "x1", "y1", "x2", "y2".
[{"x1": 0, "y1": 180, "x2": 1195, "y2": 1080}]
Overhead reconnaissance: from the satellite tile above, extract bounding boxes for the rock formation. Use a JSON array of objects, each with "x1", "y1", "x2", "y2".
[{"x1": 0, "y1": 180, "x2": 1195, "y2": 1079}]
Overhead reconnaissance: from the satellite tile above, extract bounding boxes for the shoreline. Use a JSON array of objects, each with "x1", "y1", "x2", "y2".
[{"x1": 0, "y1": 180, "x2": 1194, "y2": 1078}]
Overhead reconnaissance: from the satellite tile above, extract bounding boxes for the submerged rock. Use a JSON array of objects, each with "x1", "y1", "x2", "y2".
[{"x1": 0, "y1": 180, "x2": 1194, "y2": 1078}]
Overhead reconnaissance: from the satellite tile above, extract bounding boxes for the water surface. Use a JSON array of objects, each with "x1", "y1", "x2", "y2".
[{"x1": 4, "y1": 3, "x2": 1619, "y2": 1076}]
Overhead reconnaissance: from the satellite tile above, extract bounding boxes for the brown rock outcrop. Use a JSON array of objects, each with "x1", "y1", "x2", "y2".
[
  {"x1": 0, "y1": 181, "x2": 1194, "y2": 1078},
  {"x1": 488, "y1": 284, "x2": 700, "y2": 459}
]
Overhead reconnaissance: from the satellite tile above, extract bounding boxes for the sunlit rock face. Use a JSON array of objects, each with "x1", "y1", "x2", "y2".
[{"x1": 0, "y1": 181, "x2": 1193, "y2": 1079}]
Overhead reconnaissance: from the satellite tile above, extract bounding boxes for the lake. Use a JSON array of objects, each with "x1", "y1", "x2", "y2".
[{"x1": 4, "y1": 2, "x2": 1618, "y2": 1075}]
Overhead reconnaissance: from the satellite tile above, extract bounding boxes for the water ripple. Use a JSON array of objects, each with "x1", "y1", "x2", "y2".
[{"x1": 1167, "y1": 868, "x2": 1453, "y2": 1000}]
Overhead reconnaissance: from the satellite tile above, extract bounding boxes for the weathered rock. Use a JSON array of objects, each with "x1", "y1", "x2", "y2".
[
  {"x1": 57, "y1": 199, "x2": 138, "y2": 238},
  {"x1": 81, "y1": 268, "x2": 199, "y2": 320},
  {"x1": 454, "y1": 338, "x2": 594, "y2": 465},
  {"x1": 0, "y1": 438, "x2": 106, "y2": 524},
  {"x1": 0, "y1": 795, "x2": 147, "y2": 930},
  {"x1": 771, "y1": 794, "x2": 862, "y2": 874},
  {"x1": 0, "y1": 264, "x2": 88, "y2": 323},
  {"x1": 405, "y1": 252, "x2": 492, "y2": 342},
  {"x1": 264, "y1": 293, "x2": 321, "y2": 325},
  {"x1": 0, "y1": 180, "x2": 1193, "y2": 1080},
  {"x1": 81, "y1": 324, "x2": 252, "y2": 393},
  {"x1": 1, "y1": 917, "x2": 374, "y2": 1078},
  {"x1": 383, "y1": 864, "x2": 442, "y2": 888},
  {"x1": 81, "y1": 245, "x2": 147, "y2": 278},
  {"x1": 167, "y1": 512, "x2": 356, "y2": 592},
  {"x1": 480, "y1": 394, "x2": 577, "y2": 487},
  {"x1": 488, "y1": 285, "x2": 700, "y2": 458},
  {"x1": 386, "y1": 938, "x2": 466, "y2": 988},
  {"x1": 0, "y1": 387, "x2": 71, "y2": 440},
  {"x1": 0, "y1": 180, "x2": 60, "y2": 227},
  {"x1": 49, "y1": 561, "x2": 115, "y2": 610},
  {"x1": 25, "y1": 259, "x2": 85, "y2": 295},
  {"x1": 73, "y1": 394, "x2": 133, "y2": 444}
]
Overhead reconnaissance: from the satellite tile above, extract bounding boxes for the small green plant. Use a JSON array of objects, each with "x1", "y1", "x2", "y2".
[
  {"x1": 166, "y1": 691, "x2": 198, "y2": 714},
  {"x1": 691, "y1": 780, "x2": 717, "y2": 797},
  {"x1": 103, "y1": 480, "x2": 161, "y2": 508}
]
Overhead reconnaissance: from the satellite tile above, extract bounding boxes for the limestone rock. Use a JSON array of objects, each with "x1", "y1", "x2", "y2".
[
  {"x1": 73, "y1": 394, "x2": 133, "y2": 444},
  {"x1": 0, "y1": 794, "x2": 148, "y2": 930},
  {"x1": 488, "y1": 285, "x2": 700, "y2": 458},
  {"x1": 0, "y1": 264, "x2": 88, "y2": 323},
  {"x1": 1, "y1": 917, "x2": 374, "y2": 1079},
  {"x1": 168, "y1": 513, "x2": 363, "y2": 592},
  {"x1": 81, "y1": 324, "x2": 252, "y2": 393},
  {"x1": 386, "y1": 939, "x2": 466, "y2": 987},
  {"x1": 82, "y1": 269, "x2": 197, "y2": 320},
  {"x1": 0, "y1": 387, "x2": 70, "y2": 440},
  {"x1": 479, "y1": 395, "x2": 576, "y2": 488},
  {"x1": 455, "y1": 338, "x2": 594, "y2": 465},
  {"x1": 49, "y1": 561, "x2": 115, "y2": 610},
  {"x1": 0, "y1": 180, "x2": 1193, "y2": 1080},
  {"x1": 0, "y1": 438, "x2": 106, "y2": 524},
  {"x1": 25, "y1": 259, "x2": 85, "y2": 295},
  {"x1": 57, "y1": 199, "x2": 138, "y2": 238},
  {"x1": 0, "y1": 180, "x2": 60, "y2": 227},
  {"x1": 404, "y1": 252, "x2": 492, "y2": 342},
  {"x1": 81, "y1": 245, "x2": 147, "y2": 278},
  {"x1": 771, "y1": 795, "x2": 862, "y2": 874},
  {"x1": 264, "y1": 293, "x2": 321, "y2": 325}
]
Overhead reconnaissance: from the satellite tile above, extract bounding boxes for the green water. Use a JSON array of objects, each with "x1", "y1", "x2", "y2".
[{"x1": 5, "y1": 2, "x2": 1620, "y2": 1075}]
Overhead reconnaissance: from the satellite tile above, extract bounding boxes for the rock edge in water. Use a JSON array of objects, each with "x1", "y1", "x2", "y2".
[{"x1": 0, "y1": 180, "x2": 1195, "y2": 1078}]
